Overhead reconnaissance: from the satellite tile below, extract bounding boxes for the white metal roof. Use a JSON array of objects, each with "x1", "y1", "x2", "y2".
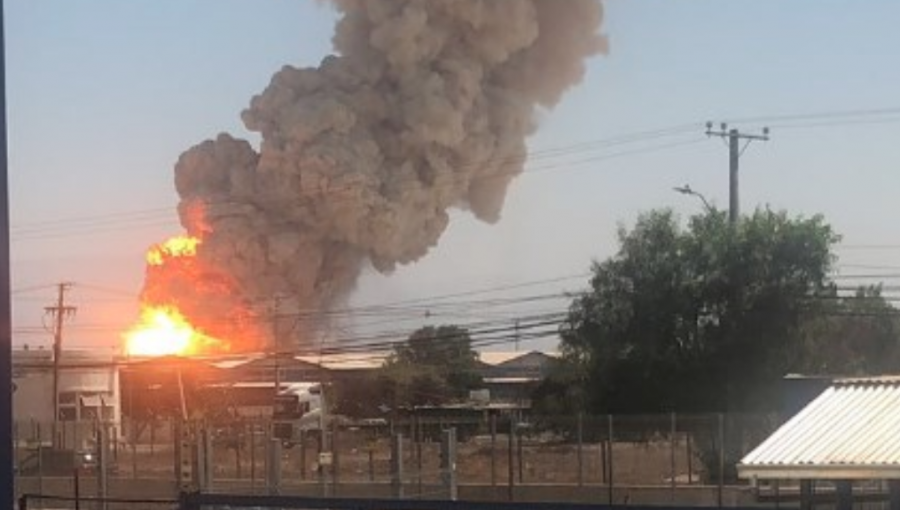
[{"x1": 739, "y1": 379, "x2": 900, "y2": 479}]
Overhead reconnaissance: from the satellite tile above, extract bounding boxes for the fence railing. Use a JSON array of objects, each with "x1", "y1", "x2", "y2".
[{"x1": 13, "y1": 412, "x2": 781, "y2": 505}]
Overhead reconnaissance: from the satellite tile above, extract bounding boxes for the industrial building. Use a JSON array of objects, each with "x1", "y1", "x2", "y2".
[
  {"x1": 740, "y1": 376, "x2": 900, "y2": 510},
  {"x1": 13, "y1": 347, "x2": 121, "y2": 448}
]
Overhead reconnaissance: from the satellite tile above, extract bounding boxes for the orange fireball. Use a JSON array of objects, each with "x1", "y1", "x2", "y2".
[{"x1": 124, "y1": 305, "x2": 221, "y2": 357}]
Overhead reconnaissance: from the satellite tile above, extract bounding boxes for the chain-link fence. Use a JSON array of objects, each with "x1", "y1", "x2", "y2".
[{"x1": 14, "y1": 412, "x2": 784, "y2": 506}]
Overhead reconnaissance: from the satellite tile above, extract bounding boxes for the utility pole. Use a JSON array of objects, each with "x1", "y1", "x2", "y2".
[
  {"x1": 705, "y1": 122, "x2": 770, "y2": 225},
  {"x1": 45, "y1": 282, "x2": 76, "y2": 445},
  {"x1": 272, "y1": 295, "x2": 282, "y2": 397},
  {"x1": 514, "y1": 319, "x2": 521, "y2": 352}
]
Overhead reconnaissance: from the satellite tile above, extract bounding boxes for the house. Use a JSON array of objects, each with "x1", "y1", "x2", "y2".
[{"x1": 477, "y1": 350, "x2": 559, "y2": 406}]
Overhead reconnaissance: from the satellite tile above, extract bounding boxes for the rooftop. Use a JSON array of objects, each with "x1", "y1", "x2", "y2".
[{"x1": 739, "y1": 377, "x2": 900, "y2": 480}]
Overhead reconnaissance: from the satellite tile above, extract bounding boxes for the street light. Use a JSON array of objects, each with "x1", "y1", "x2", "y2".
[{"x1": 673, "y1": 184, "x2": 713, "y2": 213}]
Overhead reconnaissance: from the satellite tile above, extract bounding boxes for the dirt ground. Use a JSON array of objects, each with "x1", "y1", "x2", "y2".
[{"x1": 76, "y1": 428, "x2": 711, "y2": 488}]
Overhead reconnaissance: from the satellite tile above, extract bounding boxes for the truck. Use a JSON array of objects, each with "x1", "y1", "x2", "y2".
[{"x1": 272, "y1": 382, "x2": 326, "y2": 446}]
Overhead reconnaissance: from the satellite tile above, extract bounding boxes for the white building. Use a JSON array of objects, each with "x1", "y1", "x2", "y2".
[{"x1": 13, "y1": 347, "x2": 121, "y2": 447}]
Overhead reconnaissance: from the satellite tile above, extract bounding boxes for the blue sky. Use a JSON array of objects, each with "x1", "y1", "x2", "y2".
[{"x1": 6, "y1": 1, "x2": 900, "y2": 351}]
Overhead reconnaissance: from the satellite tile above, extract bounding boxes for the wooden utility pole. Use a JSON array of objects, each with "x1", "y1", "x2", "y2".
[
  {"x1": 705, "y1": 123, "x2": 770, "y2": 224},
  {"x1": 45, "y1": 282, "x2": 76, "y2": 444}
]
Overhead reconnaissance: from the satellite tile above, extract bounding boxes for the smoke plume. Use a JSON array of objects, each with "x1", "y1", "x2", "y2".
[{"x1": 144, "y1": 0, "x2": 607, "y2": 352}]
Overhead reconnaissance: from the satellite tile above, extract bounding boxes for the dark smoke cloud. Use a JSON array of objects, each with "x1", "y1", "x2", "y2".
[{"x1": 148, "y1": 0, "x2": 607, "y2": 351}]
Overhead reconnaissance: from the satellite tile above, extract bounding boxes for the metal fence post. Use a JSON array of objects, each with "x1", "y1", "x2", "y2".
[
  {"x1": 331, "y1": 421, "x2": 340, "y2": 496},
  {"x1": 200, "y1": 425, "x2": 213, "y2": 492},
  {"x1": 577, "y1": 413, "x2": 584, "y2": 487},
  {"x1": 73, "y1": 467, "x2": 81, "y2": 510},
  {"x1": 490, "y1": 413, "x2": 497, "y2": 488},
  {"x1": 415, "y1": 415, "x2": 423, "y2": 497},
  {"x1": 390, "y1": 433, "x2": 404, "y2": 499},
  {"x1": 516, "y1": 423, "x2": 524, "y2": 484},
  {"x1": 297, "y1": 428, "x2": 306, "y2": 481},
  {"x1": 670, "y1": 411, "x2": 677, "y2": 500},
  {"x1": 250, "y1": 423, "x2": 257, "y2": 494},
  {"x1": 235, "y1": 424, "x2": 243, "y2": 480},
  {"x1": 266, "y1": 437, "x2": 282, "y2": 496},
  {"x1": 36, "y1": 423, "x2": 43, "y2": 510},
  {"x1": 718, "y1": 413, "x2": 725, "y2": 508},
  {"x1": 130, "y1": 418, "x2": 138, "y2": 479},
  {"x1": 507, "y1": 419, "x2": 515, "y2": 502},
  {"x1": 97, "y1": 424, "x2": 109, "y2": 510},
  {"x1": 607, "y1": 414, "x2": 614, "y2": 505},
  {"x1": 686, "y1": 427, "x2": 693, "y2": 484},
  {"x1": 440, "y1": 428, "x2": 458, "y2": 501}
]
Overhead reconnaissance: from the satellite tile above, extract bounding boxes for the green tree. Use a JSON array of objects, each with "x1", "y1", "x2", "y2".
[
  {"x1": 380, "y1": 325, "x2": 482, "y2": 408},
  {"x1": 797, "y1": 285, "x2": 900, "y2": 375},
  {"x1": 556, "y1": 208, "x2": 840, "y2": 414}
]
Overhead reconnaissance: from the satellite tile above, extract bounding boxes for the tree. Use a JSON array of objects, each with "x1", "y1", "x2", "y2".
[
  {"x1": 797, "y1": 285, "x2": 900, "y2": 375},
  {"x1": 379, "y1": 325, "x2": 482, "y2": 408},
  {"x1": 555, "y1": 208, "x2": 840, "y2": 414}
]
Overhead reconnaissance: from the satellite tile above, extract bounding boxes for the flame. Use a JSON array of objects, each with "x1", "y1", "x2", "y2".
[
  {"x1": 127, "y1": 228, "x2": 253, "y2": 356},
  {"x1": 147, "y1": 236, "x2": 200, "y2": 266},
  {"x1": 124, "y1": 305, "x2": 221, "y2": 357}
]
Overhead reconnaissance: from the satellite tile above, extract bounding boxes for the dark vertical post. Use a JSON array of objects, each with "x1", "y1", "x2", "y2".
[
  {"x1": 600, "y1": 429, "x2": 607, "y2": 485},
  {"x1": 576, "y1": 413, "x2": 584, "y2": 487},
  {"x1": 415, "y1": 415, "x2": 422, "y2": 496},
  {"x1": 717, "y1": 413, "x2": 725, "y2": 508},
  {"x1": 0, "y1": 3, "x2": 13, "y2": 503},
  {"x1": 774, "y1": 479, "x2": 780, "y2": 510},
  {"x1": 73, "y1": 468, "x2": 81, "y2": 510},
  {"x1": 299, "y1": 428, "x2": 306, "y2": 481},
  {"x1": 799, "y1": 480, "x2": 813, "y2": 510},
  {"x1": 686, "y1": 431, "x2": 693, "y2": 484},
  {"x1": 390, "y1": 433, "x2": 404, "y2": 499},
  {"x1": 490, "y1": 413, "x2": 497, "y2": 487},
  {"x1": 36, "y1": 423, "x2": 43, "y2": 504},
  {"x1": 507, "y1": 419, "x2": 515, "y2": 502},
  {"x1": 888, "y1": 479, "x2": 900, "y2": 510},
  {"x1": 249, "y1": 423, "x2": 257, "y2": 493},
  {"x1": 266, "y1": 438, "x2": 281, "y2": 496},
  {"x1": 835, "y1": 480, "x2": 852, "y2": 510},
  {"x1": 516, "y1": 423, "x2": 524, "y2": 484},
  {"x1": 670, "y1": 412, "x2": 677, "y2": 498},
  {"x1": 131, "y1": 420, "x2": 137, "y2": 479},
  {"x1": 607, "y1": 415, "x2": 614, "y2": 505},
  {"x1": 728, "y1": 129, "x2": 740, "y2": 224},
  {"x1": 331, "y1": 421, "x2": 339, "y2": 496},
  {"x1": 440, "y1": 428, "x2": 457, "y2": 501},
  {"x1": 97, "y1": 426, "x2": 109, "y2": 510}
]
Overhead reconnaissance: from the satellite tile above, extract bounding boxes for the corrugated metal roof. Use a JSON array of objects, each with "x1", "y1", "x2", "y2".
[{"x1": 739, "y1": 379, "x2": 900, "y2": 479}]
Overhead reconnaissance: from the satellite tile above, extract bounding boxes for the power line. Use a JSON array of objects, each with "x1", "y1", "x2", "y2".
[
  {"x1": 724, "y1": 106, "x2": 900, "y2": 126},
  {"x1": 12, "y1": 104, "x2": 900, "y2": 243}
]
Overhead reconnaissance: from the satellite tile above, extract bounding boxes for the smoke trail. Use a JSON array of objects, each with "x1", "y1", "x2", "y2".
[{"x1": 145, "y1": 0, "x2": 607, "y2": 351}]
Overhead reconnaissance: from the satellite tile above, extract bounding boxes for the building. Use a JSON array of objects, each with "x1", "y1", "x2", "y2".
[
  {"x1": 13, "y1": 347, "x2": 121, "y2": 448},
  {"x1": 477, "y1": 350, "x2": 559, "y2": 406},
  {"x1": 739, "y1": 376, "x2": 900, "y2": 510}
]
